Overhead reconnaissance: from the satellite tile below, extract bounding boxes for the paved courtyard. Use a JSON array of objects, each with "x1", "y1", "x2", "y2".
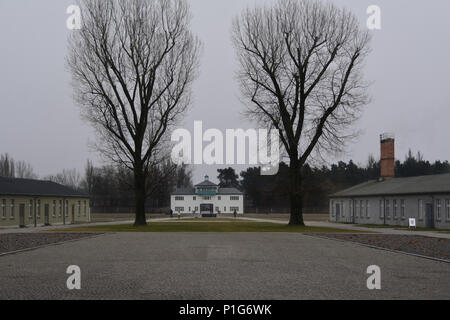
[{"x1": 0, "y1": 232, "x2": 449, "y2": 299}]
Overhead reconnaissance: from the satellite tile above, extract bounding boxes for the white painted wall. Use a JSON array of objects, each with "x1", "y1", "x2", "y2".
[{"x1": 170, "y1": 194, "x2": 244, "y2": 214}]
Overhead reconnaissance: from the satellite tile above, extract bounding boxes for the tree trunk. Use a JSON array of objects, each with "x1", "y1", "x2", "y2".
[
  {"x1": 134, "y1": 167, "x2": 147, "y2": 226},
  {"x1": 288, "y1": 160, "x2": 305, "y2": 226}
]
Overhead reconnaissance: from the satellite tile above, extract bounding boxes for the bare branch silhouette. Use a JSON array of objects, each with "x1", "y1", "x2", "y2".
[
  {"x1": 232, "y1": 0, "x2": 371, "y2": 225},
  {"x1": 67, "y1": 0, "x2": 200, "y2": 225}
]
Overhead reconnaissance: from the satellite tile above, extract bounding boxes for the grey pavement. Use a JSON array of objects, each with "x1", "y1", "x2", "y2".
[
  {"x1": 308, "y1": 221, "x2": 450, "y2": 239},
  {"x1": 2, "y1": 215, "x2": 450, "y2": 239},
  {"x1": 235, "y1": 217, "x2": 450, "y2": 239},
  {"x1": 0, "y1": 232, "x2": 449, "y2": 299}
]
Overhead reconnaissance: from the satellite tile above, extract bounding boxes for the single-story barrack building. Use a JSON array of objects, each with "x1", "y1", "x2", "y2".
[
  {"x1": 0, "y1": 177, "x2": 90, "y2": 228},
  {"x1": 329, "y1": 134, "x2": 450, "y2": 229}
]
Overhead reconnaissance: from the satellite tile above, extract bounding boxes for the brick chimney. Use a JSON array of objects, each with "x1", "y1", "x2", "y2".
[{"x1": 380, "y1": 133, "x2": 395, "y2": 178}]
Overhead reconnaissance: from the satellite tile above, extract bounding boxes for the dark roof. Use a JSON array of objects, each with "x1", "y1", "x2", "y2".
[
  {"x1": 217, "y1": 187, "x2": 243, "y2": 195},
  {"x1": 0, "y1": 177, "x2": 88, "y2": 198},
  {"x1": 171, "y1": 187, "x2": 242, "y2": 195},
  {"x1": 331, "y1": 173, "x2": 450, "y2": 198},
  {"x1": 194, "y1": 179, "x2": 217, "y2": 187},
  {"x1": 171, "y1": 187, "x2": 195, "y2": 195}
]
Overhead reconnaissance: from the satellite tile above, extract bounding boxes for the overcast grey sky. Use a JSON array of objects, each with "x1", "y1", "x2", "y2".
[{"x1": 0, "y1": 0, "x2": 449, "y2": 183}]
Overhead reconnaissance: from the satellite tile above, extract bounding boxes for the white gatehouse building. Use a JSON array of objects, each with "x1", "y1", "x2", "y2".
[{"x1": 170, "y1": 175, "x2": 244, "y2": 217}]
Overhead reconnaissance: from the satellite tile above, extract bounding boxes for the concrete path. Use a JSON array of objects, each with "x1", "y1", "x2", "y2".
[
  {"x1": 0, "y1": 232, "x2": 448, "y2": 299},
  {"x1": 0, "y1": 216, "x2": 192, "y2": 234},
  {"x1": 234, "y1": 216, "x2": 450, "y2": 239},
  {"x1": 308, "y1": 221, "x2": 450, "y2": 239},
  {"x1": 2, "y1": 214, "x2": 449, "y2": 239}
]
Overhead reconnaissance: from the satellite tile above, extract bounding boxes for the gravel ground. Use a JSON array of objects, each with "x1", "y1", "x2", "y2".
[
  {"x1": 309, "y1": 234, "x2": 450, "y2": 260},
  {"x1": 0, "y1": 233, "x2": 100, "y2": 255},
  {"x1": 0, "y1": 232, "x2": 449, "y2": 299}
]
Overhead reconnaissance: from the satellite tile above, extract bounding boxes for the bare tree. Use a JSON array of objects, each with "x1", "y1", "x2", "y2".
[
  {"x1": 232, "y1": 0, "x2": 371, "y2": 225},
  {"x1": 67, "y1": 0, "x2": 200, "y2": 225},
  {"x1": 15, "y1": 160, "x2": 38, "y2": 179},
  {"x1": 0, "y1": 153, "x2": 37, "y2": 179},
  {"x1": 80, "y1": 159, "x2": 96, "y2": 194},
  {"x1": 0, "y1": 153, "x2": 15, "y2": 178},
  {"x1": 45, "y1": 168, "x2": 82, "y2": 190},
  {"x1": 175, "y1": 163, "x2": 193, "y2": 188}
]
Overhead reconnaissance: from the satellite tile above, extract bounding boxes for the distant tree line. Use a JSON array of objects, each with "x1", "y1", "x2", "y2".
[
  {"x1": 394, "y1": 150, "x2": 450, "y2": 177},
  {"x1": 0, "y1": 153, "x2": 192, "y2": 213},
  {"x1": 80, "y1": 161, "x2": 192, "y2": 212},
  {"x1": 219, "y1": 150, "x2": 450, "y2": 212},
  {"x1": 1, "y1": 149, "x2": 449, "y2": 214},
  {"x1": 0, "y1": 153, "x2": 38, "y2": 179}
]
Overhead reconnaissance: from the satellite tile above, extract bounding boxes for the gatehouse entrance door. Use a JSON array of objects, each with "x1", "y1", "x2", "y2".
[{"x1": 200, "y1": 203, "x2": 215, "y2": 217}]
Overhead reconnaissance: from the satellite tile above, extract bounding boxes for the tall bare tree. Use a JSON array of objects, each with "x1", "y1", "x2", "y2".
[
  {"x1": 0, "y1": 153, "x2": 37, "y2": 179},
  {"x1": 81, "y1": 159, "x2": 96, "y2": 195},
  {"x1": 0, "y1": 153, "x2": 15, "y2": 178},
  {"x1": 15, "y1": 160, "x2": 38, "y2": 179},
  {"x1": 45, "y1": 168, "x2": 82, "y2": 190},
  {"x1": 68, "y1": 0, "x2": 200, "y2": 225},
  {"x1": 232, "y1": 0, "x2": 371, "y2": 225}
]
